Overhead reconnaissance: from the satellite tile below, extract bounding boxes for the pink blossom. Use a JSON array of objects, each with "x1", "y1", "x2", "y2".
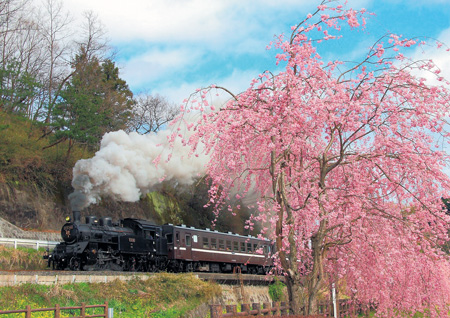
[
  {"x1": 375, "y1": 44, "x2": 385, "y2": 57},
  {"x1": 171, "y1": 1, "x2": 450, "y2": 315},
  {"x1": 347, "y1": 17, "x2": 359, "y2": 28}
]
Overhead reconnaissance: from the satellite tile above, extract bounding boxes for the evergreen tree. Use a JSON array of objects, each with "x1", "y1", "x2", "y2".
[
  {"x1": 0, "y1": 60, "x2": 41, "y2": 116},
  {"x1": 51, "y1": 47, "x2": 133, "y2": 153}
]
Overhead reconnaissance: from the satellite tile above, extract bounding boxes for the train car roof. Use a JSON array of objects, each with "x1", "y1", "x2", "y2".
[{"x1": 164, "y1": 223, "x2": 271, "y2": 242}]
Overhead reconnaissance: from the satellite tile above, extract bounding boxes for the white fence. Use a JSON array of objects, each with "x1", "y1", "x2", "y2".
[{"x1": 0, "y1": 237, "x2": 59, "y2": 250}]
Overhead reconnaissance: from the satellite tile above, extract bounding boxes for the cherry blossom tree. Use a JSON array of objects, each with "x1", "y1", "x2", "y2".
[{"x1": 174, "y1": 1, "x2": 450, "y2": 316}]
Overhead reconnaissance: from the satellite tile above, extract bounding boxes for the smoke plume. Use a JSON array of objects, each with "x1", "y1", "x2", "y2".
[{"x1": 69, "y1": 128, "x2": 208, "y2": 211}]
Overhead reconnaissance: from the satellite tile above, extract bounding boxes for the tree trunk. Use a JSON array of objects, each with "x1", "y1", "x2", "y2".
[
  {"x1": 306, "y1": 223, "x2": 327, "y2": 315},
  {"x1": 308, "y1": 287, "x2": 319, "y2": 314},
  {"x1": 285, "y1": 275, "x2": 306, "y2": 314}
]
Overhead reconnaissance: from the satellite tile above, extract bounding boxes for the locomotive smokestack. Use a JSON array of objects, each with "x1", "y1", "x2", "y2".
[{"x1": 73, "y1": 210, "x2": 81, "y2": 223}]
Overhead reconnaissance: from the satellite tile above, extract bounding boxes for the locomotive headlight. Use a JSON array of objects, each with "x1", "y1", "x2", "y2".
[{"x1": 65, "y1": 216, "x2": 71, "y2": 222}]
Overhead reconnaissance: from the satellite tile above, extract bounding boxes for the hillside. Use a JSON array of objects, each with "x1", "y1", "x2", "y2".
[
  {"x1": 0, "y1": 112, "x2": 256, "y2": 235},
  {"x1": 0, "y1": 179, "x2": 256, "y2": 235}
]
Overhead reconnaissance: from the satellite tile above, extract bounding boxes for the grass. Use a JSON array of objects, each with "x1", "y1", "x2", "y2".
[
  {"x1": 0, "y1": 246, "x2": 48, "y2": 270},
  {"x1": 0, "y1": 273, "x2": 221, "y2": 317},
  {"x1": 0, "y1": 245, "x2": 220, "y2": 317}
]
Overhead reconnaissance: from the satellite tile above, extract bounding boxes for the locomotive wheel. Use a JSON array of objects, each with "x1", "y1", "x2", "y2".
[
  {"x1": 127, "y1": 257, "x2": 138, "y2": 272},
  {"x1": 117, "y1": 255, "x2": 125, "y2": 271},
  {"x1": 152, "y1": 258, "x2": 161, "y2": 272},
  {"x1": 185, "y1": 262, "x2": 193, "y2": 272},
  {"x1": 69, "y1": 257, "x2": 81, "y2": 271},
  {"x1": 172, "y1": 260, "x2": 182, "y2": 273},
  {"x1": 171, "y1": 260, "x2": 183, "y2": 273}
]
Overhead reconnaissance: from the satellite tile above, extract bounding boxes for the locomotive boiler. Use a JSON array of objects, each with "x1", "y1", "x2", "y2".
[
  {"x1": 48, "y1": 211, "x2": 168, "y2": 271},
  {"x1": 47, "y1": 210, "x2": 273, "y2": 274}
]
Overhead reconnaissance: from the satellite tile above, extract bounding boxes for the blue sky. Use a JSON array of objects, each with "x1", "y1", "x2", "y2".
[{"x1": 63, "y1": 0, "x2": 450, "y2": 105}]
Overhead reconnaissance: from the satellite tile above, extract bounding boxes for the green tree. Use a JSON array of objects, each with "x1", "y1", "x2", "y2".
[
  {"x1": 0, "y1": 60, "x2": 41, "y2": 116},
  {"x1": 100, "y1": 59, "x2": 134, "y2": 132},
  {"x1": 51, "y1": 47, "x2": 133, "y2": 155}
]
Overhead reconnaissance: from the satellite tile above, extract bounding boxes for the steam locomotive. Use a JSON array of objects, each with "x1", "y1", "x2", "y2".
[{"x1": 46, "y1": 211, "x2": 273, "y2": 274}]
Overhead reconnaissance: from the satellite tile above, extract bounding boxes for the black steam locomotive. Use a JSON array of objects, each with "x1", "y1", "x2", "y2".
[{"x1": 47, "y1": 211, "x2": 273, "y2": 274}]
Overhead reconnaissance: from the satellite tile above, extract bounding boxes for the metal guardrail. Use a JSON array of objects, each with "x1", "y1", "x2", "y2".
[{"x1": 0, "y1": 237, "x2": 59, "y2": 250}]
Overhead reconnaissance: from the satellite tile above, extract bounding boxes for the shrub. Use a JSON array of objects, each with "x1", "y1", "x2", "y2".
[{"x1": 269, "y1": 279, "x2": 286, "y2": 302}]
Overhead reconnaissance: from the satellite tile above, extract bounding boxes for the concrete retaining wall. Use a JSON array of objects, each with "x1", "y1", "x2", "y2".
[
  {"x1": 0, "y1": 217, "x2": 61, "y2": 241},
  {"x1": 0, "y1": 273, "x2": 151, "y2": 286}
]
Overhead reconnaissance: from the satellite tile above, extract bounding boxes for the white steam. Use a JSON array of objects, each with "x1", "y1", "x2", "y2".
[{"x1": 69, "y1": 128, "x2": 208, "y2": 211}]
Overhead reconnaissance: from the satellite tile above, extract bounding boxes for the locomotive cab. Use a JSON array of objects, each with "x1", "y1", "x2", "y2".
[{"x1": 121, "y1": 218, "x2": 168, "y2": 256}]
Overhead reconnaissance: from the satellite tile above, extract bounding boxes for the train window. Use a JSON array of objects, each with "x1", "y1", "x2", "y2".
[
  {"x1": 233, "y1": 241, "x2": 239, "y2": 252},
  {"x1": 264, "y1": 245, "x2": 270, "y2": 255},
  {"x1": 253, "y1": 243, "x2": 258, "y2": 251},
  {"x1": 226, "y1": 241, "x2": 232, "y2": 251},
  {"x1": 145, "y1": 230, "x2": 155, "y2": 239},
  {"x1": 247, "y1": 242, "x2": 252, "y2": 253},
  {"x1": 193, "y1": 235, "x2": 198, "y2": 243},
  {"x1": 219, "y1": 239, "x2": 225, "y2": 250},
  {"x1": 166, "y1": 234, "x2": 173, "y2": 244},
  {"x1": 211, "y1": 238, "x2": 217, "y2": 249},
  {"x1": 203, "y1": 237, "x2": 209, "y2": 248},
  {"x1": 186, "y1": 235, "x2": 191, "y2": 247},
  {"x1": 240, "y1": 242, "x2": 246, "y2": 252},
  {"x1": 176, "y1": 232, "x2": 180, "y2": 242}
]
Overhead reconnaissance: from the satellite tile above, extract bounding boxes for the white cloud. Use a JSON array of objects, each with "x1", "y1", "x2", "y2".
[
  {"x1": 430, "y1": 28, "x2": 450, "y2": 81},
  {"x1": 55, "y1": 0, "x2": 450, "y2": 104},
  {"x1": 412, "y1": 27, "x2": 450, "y2": 87},
  {"x1": 61, "y1": 0, "x2": 225, "y2": 43},
  {"x1": 61, "y1": 0, "x2": 316, "y2": 49},
  {"x1": 62, "y1": 1, "x2": 256, "y2": 44},
  {"x1": 120, "y1": 47, "x2": 204, "y2": 90},
  {"x1": 152, "y1": 67, "x2": 264, "y2": 105}
]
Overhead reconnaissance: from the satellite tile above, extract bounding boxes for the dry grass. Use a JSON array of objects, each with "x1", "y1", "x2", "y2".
[{"x1": 0, "y1": 245, "x2": 47, "y2": 270}]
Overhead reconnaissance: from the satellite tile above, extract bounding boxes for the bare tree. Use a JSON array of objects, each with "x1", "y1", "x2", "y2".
[
  {"x1": 37, "y1": 0, "x2": 73, "y2": 125},
  {"x1": 0, "y1": 0, "x2": 30, "y2": 65},
  {"x1": 0, "y1": 0, "x2": 47, "y2": 116},
  {"x1": 75, "y1": 10, "x2": 110, "y2": 62},
  {"x1": 129, "y1": 93, "x2": 179, "y2": 134}
]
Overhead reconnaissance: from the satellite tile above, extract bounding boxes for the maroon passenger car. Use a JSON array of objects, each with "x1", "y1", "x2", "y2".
[{"x1": 162, "y1": 224, "x2": 273, "y2": 274}]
